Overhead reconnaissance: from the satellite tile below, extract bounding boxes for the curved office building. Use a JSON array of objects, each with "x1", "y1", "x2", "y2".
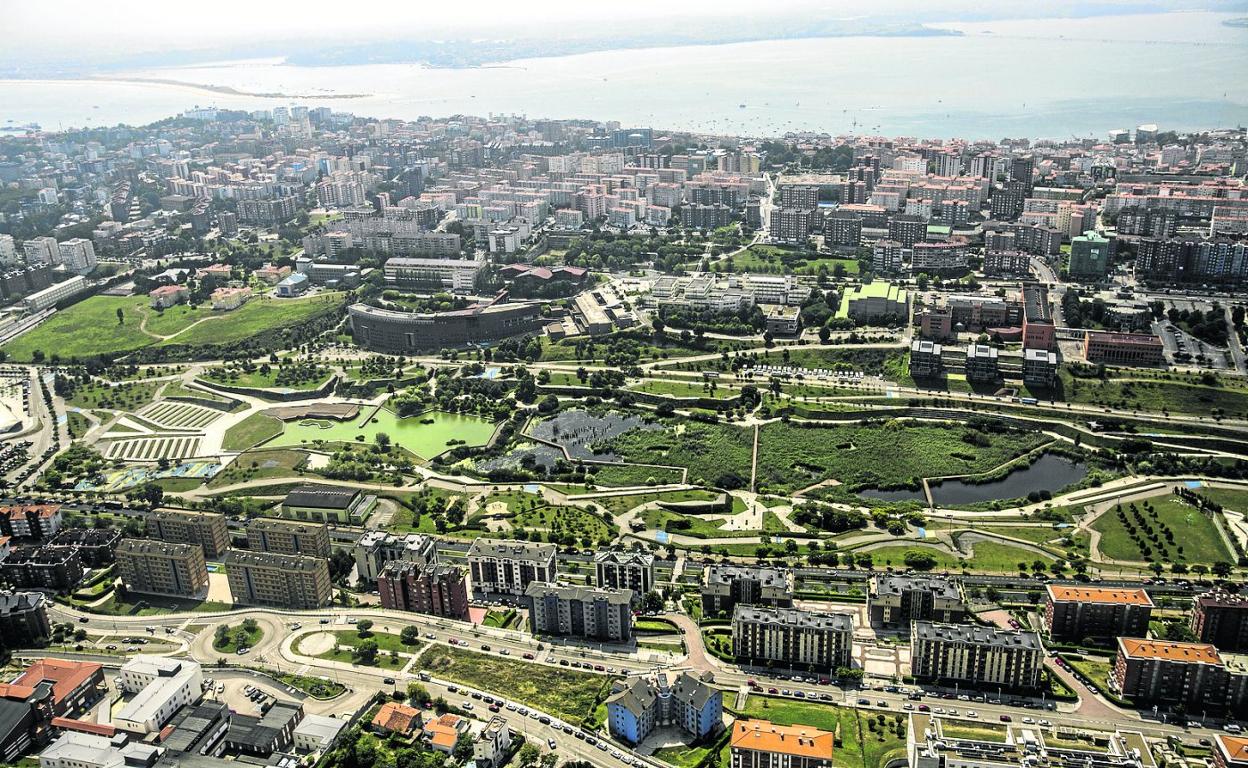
[{"x1": 348, "y1": 301, "x2": 545, "y2": 352}]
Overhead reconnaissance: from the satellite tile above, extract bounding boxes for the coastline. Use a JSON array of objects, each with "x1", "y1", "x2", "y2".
[{"x1": 0, "y1": 75, "x2": 370, "y2": 101}]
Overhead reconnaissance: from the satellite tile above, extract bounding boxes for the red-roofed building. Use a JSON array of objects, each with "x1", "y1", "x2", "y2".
[
  {"x1": 1213, "y1": 734, "x2": 1248, "y2": 768},
  {"x1": 1044, "y1": 584, "x2": 1153, "y2": 643},
  {"x1": 0, "y1": 504, "x2": 62, "y2": 540},
  {"x1": 50, "y1": 717, "x2": 115, "y2": 738},
  {"x1": 371, "y1": 702, "x2": 422, "y2": 737},
  {"x1": 422, "y1": 713, "x2": 467, "y2": 754},
  {"x1": 3, "y1": 659, "x2": 105, "y2": 719},
  {"x1": 1113, "y1": 638, "x2": 1248, "y2": 712},
  {"x1": 148, "y1": 285, "x2": 188, "y2": 309}
]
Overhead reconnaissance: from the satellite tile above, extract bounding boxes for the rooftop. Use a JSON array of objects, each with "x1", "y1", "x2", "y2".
[
  {"x1": 873, "y1": 574, "x2": 962, "y2": 600},
  {"x1": 913, "y1": 621, "x2": 1043, "y2": 649},
  {"x1": 222, "y1": 548, "x2": 327, "y2": 573},
  {"x1": 730, "y1": 719, "x2": 835, "y2": 760},
  {"x1": 1118, "y1": 637, "x2": 1222, "y2": 664},
  {"x1": 283, "y1": 484, "x2": 361, "y2": 510},
  {"x1": 734, "y1": 605, "x2": 853, "y2": 632},
  {"x1": 1047, "y1": 585, "x2": 1153, "y2": 606},
  {"x1": 7, "y1": 658, "x2": 101, "y2": 705},
  {"x1": 524, "y1": 581, "x2": 632, "y2": 605},
  {"x1": 115, "y1": 538, "x2": 201, "y2": 558},
  {"x1": 468, "y1": 538, "x2": 557, "y2": 561}
]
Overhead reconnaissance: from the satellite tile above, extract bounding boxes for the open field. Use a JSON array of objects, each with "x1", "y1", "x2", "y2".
[
  {"x1": 2, "y1": 293, "x2": 345, "y2": 361},
  {"x1": 207, "y1": 449, "x2": 308, "y2": 488},
  {"x1": 1060, "y1": 371, "x2": 1248, "y2": 417},
  {"x1": 222, "y1": 412, "x2": 285, "y2": 451},
  {"x1": 67, "y1": 380, "x2": 163, "y2": 411},
  {"x1": 859, "y1": 541, "x2": 1054, "y2": 573},
  {"x1": 1090, "y1": 493, "x2": 1232, "y2": 564},
  {"x1": 416, "y1": 644, "x2": 612, "y2": 726},
  {"x1": 511, "y1": 504, "x2": 617, "y2": 544},
  {"x1": 268, "y1": 407, "x2": 497, "y2": 460}
]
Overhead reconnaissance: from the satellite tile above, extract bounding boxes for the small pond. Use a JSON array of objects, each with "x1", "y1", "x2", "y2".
[
  {"x1": 526, "y1": 408, "x2": 659, "y2": 461},
  {"x1": 857, "y1": 453, "x2": 1088, "y2": 506}
]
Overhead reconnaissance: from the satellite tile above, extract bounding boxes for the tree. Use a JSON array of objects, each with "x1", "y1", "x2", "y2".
[
  {"x1": 400, "y1": 626, "x2": 420, "y2": 645},
  {"x1": 214, "y1": 625, "x2": 230, "y2": 648},
  {"x1": 406, "y1": 682, "x2": 432, "y2": 707},
  {"x1": 641, "y1": 591, "x2": 664, "y2": 614},
  {"x1": 1212, "y1": 561, "x2": 1234, "y2": 579},
  {"x1": 116, "y1": 307, "x2": 125, "y2": 325},
  {"x1": 356, "y1": 619, "x2": 374, "y2": 637},
  {"x1": 903, "y1": 549, "x2": 938, "y2": 571},
  {"x1": 241, "y1": 618, "x2": 258, "y2": 634},
  {"x1": 355, "y1": 639, "x2": 379, "y2": 664},
  {"x1": 518, "y1": 743, "x2": 541, "y2": 768}
]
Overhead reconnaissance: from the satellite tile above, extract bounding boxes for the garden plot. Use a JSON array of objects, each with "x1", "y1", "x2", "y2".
[
  {"x1": 138, "y1": 401, "x2": 221, "y2": 430},
  {"x1": 105, "y1": 435, "x2": 202, "y2": 461}
]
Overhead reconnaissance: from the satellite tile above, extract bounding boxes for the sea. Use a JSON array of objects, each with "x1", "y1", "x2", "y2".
[{"x1": 1, "y1": 11, "x2": 1245, "y2": 140}]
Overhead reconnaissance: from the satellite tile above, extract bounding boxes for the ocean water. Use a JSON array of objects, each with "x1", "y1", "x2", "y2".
[{"x1": 1, "y1": 11, "x2": 1245, "y2": 139}]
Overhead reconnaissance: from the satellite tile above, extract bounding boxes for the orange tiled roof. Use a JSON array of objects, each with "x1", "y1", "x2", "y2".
[
  {"x1": 11, "y1": 659, "x2": 102, "y2": 705},
  {"x1": 52, "y1": 717, "x2": 116, "y2": 737},
  {"x1": 425, "y1": 723, "x2": 459, "y2": 750},
  {"x1": 731, "y1": 719, "x2": 835, "y2": 761},
  {"x1": 1216, "y1": 735, "x2": 1248, "y2": 765},
  {"x1": 1119, "y1": 638, "x2": 1221, "y2": 664},
  {"x1": 1047, "y1": 585, "x2": 1153, "y2": 606},
  {"x1": 372, "y1": 701, "x2": 421, "y2": 735}
]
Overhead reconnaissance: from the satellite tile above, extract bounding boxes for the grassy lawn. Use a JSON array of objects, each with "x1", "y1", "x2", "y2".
[
  {"x1": 939, "y1": 721, "x2": 1009, "y2": 742},
  {"x1": 639, "y1": 507, "x2": 788, "y2": 538},
  {"x1": 654, "y1": 730, "x2": 731, "y2": 768},
  {"x1": 416, "y1": 644, "x2": 613, "y2": 727},
  {"x1": 276, "y1": 672, "x2": 346, "y2": 699},
  {"x1": 156, "y1": 293, "x2": 345, "y2": 347},
  {"x1": 71, "y1": 593, "x2": 233, "y2": 616},
  {"x1": 207, "y1": 449, "x2": 308, "y2": 487},
  {"x1": 860, "y1": 541, "x2": 1053, "y2": 574},
  {"x1": 202, "y1": 366, "x2": 331, "y2": 391},
  {"x1": 590, "y1": 464, "x2": 685, "y2": 487},
  {"x1": 222, "y1": 412, "x2": 285, "y2": 451},
  {"x1": 1195, "y1": 487, "x2": 1248, "y2": 514},
  {"x1": 213, "y1": 623, "x2": 264, "y2": 653},
  {"x1": 1060, "y1": 370, "x2": 1248, "y2": 418},
  {"x1": 67, "y1": 411, "x2": 92, "y2": 438},
  {"x1": 597, "y1": 489, "x2": 720, "y2": 516},
  {"x1": 1090, "y1": 494, "x2": 1232, "y2": 564},
  {"x1": 629, "y1": 379, "x2": 737, "y2": 400},
  {"x1": 1065, "y1": 656, "x2": 1113, "y2": 688},
  {"x1": 3, "y1": 296, "x2": 160, "y2": 360}
]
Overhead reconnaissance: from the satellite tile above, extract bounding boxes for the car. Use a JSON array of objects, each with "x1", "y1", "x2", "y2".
[
  {"x1": 794, "y1": 691, "x2": 805, "y2": 698},
  {"x1": 586, "y1": 737, "x2": 597, "y2": 746},
  {"x1": 1022, "y1": 717, "x2": 1035, "y2": 724},
  {"x1": 768, "y1": 688, "x2": 778, "y2": 694},
  {"x1": 559, "y1": 659, "x2": 569, "y2": 666},
  {"x1": 216, "y1": 683, "x2": 224, "y2": 693},
  {"x1": 506, "y1": 703, "x2": 517, "y2": 711},
  {"x1": 612, "y1": 751, "x2": 623, "y2": 759},
  {"x1": 106, "y1": 644, "x2": 117, "y2": 650},
  {"x1": 1226, "y1": 725, "x2": 1244, "y2": 734},
  {"x1": 290, "y1": 623, "x2": 301, "y2": 630},
  {"x1": 449, "y1": 638, "x2": 460, "y2": 645},
  {"x1": 499, "y1": 649, "x2": 510, "y2": 656},
  {"x1": 1040, "y1": 720, "x2": 1051, "y2": 727},
  {"x1": 563, "y1": 725, "x2": 574, "y2": 734},
  {"x1": 781, "y1": 689, "x2": 790, "y2": 696},
  {"x1": 489, "y1": 705, "x2": 501, "y2": 713},
  {"x1": 594, "y1": 665, "x2": 605, "y2": 671},
  {"x1": 574, "y1": 731, "x2": 585, "y2": 740},
  {"x1": 957, "y1": 694, "x2": 970, "y2": 701},
  {"x1": 918, "y1": 705, "x2": 930, "y2": 712},
  {"x1": 480, "y1": 644, "x2": 491, "y2": 651},
  {"x1": 319, "y1": 618, "x2": 331, "y2": 624},
  {"x1": 529, "y1": 712, "x2": 540, "y2": 720},
  {"x1": 857, "y1": 698, "x2": 870, "y2": 705},
  {"x1": 539, "y1": 716, "x2": 551, "y2": 725},
  {"x1": 462, "y1": 701, "x2": 473, "y2": 710},
  {"x1": 523, "y1": 653, "x2": 535, "y2": 660},
  {"x1": 596, "y1": 743, "x2": 608, "y2": 752},
  {"x1": 447, "y1": 685, "x2": 459, "y2": 693},
  {"x1": 78, "y1": 617, "x2": 89, "y2": 623},
  {"x1": 1000, "y1": 715, "x2": 1012, "y2": 723},
  {"x1": 426, "y1": 633, "x2": 437, "y2": 640},
  {"x1": 549, "y1": 740, "x2": 558, "y2": 750},
  {"x1": 471, "y1": 692, "x2": 482, "y2": 700},
  {"x1": 347, "y1": 617, "x2": 357, "y2": 624},
  {"x1": 237, "y1": 648, "x2": 249, "y2": 655},
  {"x1": 877, "y1": 701, "x2": 887, "y2": 708},
  {"x1": 966, "y1": 711, "x2": 978, "y2": 719},
  {"x1": 934, "y1": 707, "x2": 946, "y2": 715},
  {"x1": 383, "y1": 678, "x2": 396, "y2": 685},
  {"x1": 518, "y1": 707, "x2": 528, "y2": 716},
  {"x1": 903, "y1": 704, "x2": 914, "y2": 711}
]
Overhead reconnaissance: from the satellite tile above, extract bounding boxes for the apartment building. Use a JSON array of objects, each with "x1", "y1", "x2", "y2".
[
  {"x1": 0, "y1": 545, "x2": 84, "y2": 592},
  {"x1": 467, "y1": 539, "x2": 557, "y2": 597},
  {"x1": 0, "y1": 592, "x2": 51, "y2": 647},
  {"x1": 1113, "y1": 638, "x2": 1248, "y2": 712},
  {"x1": 355, "y1": 531, "x2": 439, "y2": 582},
  {"x1": 910, "y1": 621, "x2": 1044, "y2": 691},
  {"x1": 1193, "y1": 591, "x2": 1248, "y2": 653},
  {"x1": 474, "y1": 716, "x2": 511, "y2": 768},
  {"x1": 908, "y1": 340, "x2": 944, "y2": 379},
  {"x1": 731, "y1": 606, "x2": 853, "y2": 671},
  {"x1": 378, "y1": 561, "x2": 471, "y2": 620},
  {"x1": 1044, "y1": 585, "x2": 1153, "y2": 643},
  {"x1": 1023, "y1": 348, "x2": 1060, "y2": 389},
  {"x1": 0, "y1": 503, "x2": 63, "y2": 539},
  {"x1": 730, "y1": 719, "x2": 835, "y2": 768},
  {"x1": 245, "y1": 518, "x2": 331, "y2": 559},
  {"x1": 868, "y1": 574, "x2": 967, "y2": 627},
  {"x1": 1022, "y1": 283, "x2": 1055, "y2": 351},
  {"x1": 224, "y1": 550, "x2": 332, "y2": 610},
  {"x1": 595, "y1": 550, "x2": 655, "y2": 603},
  {"x1": 607, "y1": 671, "x2": 723, "y2": 746},
  {"x1": 524, "y1": 582, "x2": 633, "y2": 642},
  {"x1": 964, "y1": 343, "x2": 1001, "y2": 382},
  {"x1": 145, "y1": 509, "x2": 229, "y2": 559},
  {"x1": 114, "y1": 539, "x2": 208, "y2": 597},
  {"x1": 702, "y1": 565, "x2": 794, "y2": 615}
]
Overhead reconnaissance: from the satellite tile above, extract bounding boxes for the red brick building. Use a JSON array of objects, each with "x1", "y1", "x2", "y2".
[{"x1": 378, "y1": 561, "x2": 470, "y2": 620}]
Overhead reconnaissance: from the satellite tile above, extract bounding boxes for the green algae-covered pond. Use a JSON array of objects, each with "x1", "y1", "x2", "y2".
[{"x1": 269, "y1": 407, "x2": 498, "y2": 460}]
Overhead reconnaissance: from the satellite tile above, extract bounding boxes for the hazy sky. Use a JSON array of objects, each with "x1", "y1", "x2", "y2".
[{"x1": 2, "y1": 0, "x2": 1197, "y2": 60}]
